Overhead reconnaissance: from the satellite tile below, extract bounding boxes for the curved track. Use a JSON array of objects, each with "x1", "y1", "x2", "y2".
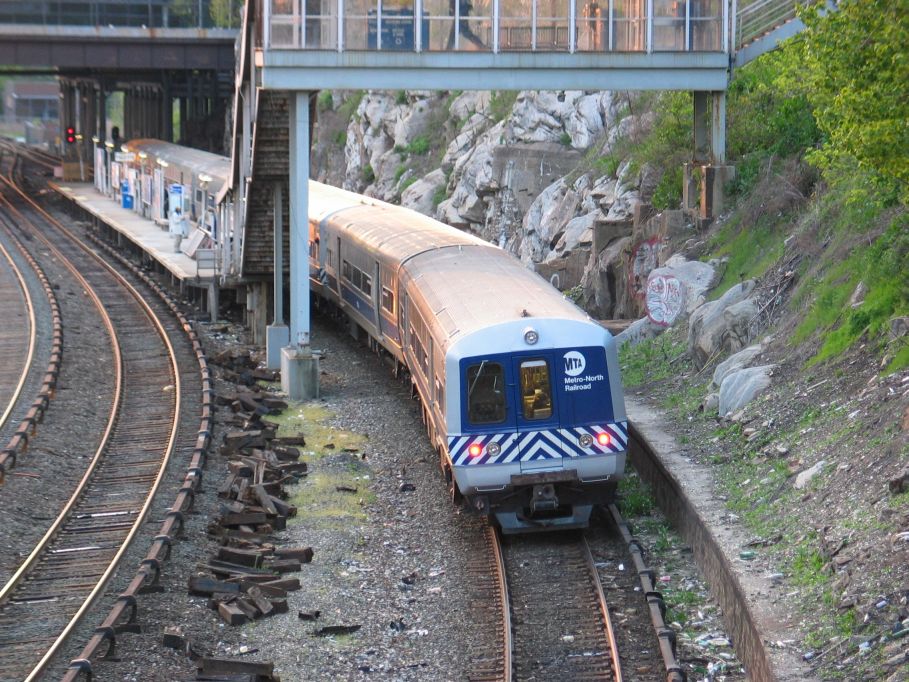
[
  {"x1": 0, "y1": 159, "x2": 182, "y2": 681},
  {"x1": 0, "y1": 236, "x2": 36, "y2": 434}
]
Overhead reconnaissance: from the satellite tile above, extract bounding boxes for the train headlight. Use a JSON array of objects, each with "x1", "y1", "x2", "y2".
[
  {"x1": 523, "y1": 327, "x2": 539, "y2": 345},
  {"x1": 486, "y1": 441, "x2": 501, "y2": 456},
  {"x1": 579, "y1": 434, "x2": 593, "y2": 448},
  {"x1": 597, "y1": 432, "x2": 611, "y2": 446},
  {"x1": 468, "y1": 443, "x2": 483, "y2": 457}
]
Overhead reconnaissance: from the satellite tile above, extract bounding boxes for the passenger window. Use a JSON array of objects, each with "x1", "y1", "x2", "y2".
[
  {"x1": 466, "y1": 362, "x2": 506, "y2": 425},
  {"x1": 362, "y1": 274, "x2": 372, "y2": 296},
  {"x1": 381, "y1": 287, "x2": 394, "y2": 313},
  {"x1": 519, "y1": 359, "x2": 553, "y2": 420}
]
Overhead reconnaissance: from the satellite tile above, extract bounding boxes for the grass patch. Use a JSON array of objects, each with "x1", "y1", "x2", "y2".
[
  {"x1": 267, "y1": 400, "x2": 368, "y2": 460},
  {"x1": 791, "y1": 193, "x2": 908, "y2": 369},
  {"x1": 617, "y1": 472, "x2": 655, "y2": 517},
  {"x1": 432, "y1": 184, "x2": 447, "y2": 207},
  {"x1": 790, "y1": 539, "x2": 828, "y2": 587},
  {"x1": 337, "y1": 90, "x2": 364, "y2": 121},
  {"x1": 708, "y1": 212, "x2": 787, "y2": 298},
  {"x1": 395, "y1": 135, "x2": 430, "y2": 156},
  {"x1": 618, "y1": 329, "x2": 688, "y2": 388},
  {"x1": 489, "y1": 90, "x2": 518, "y2": 122}
]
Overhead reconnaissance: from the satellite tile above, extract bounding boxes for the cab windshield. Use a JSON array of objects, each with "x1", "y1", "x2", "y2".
[
  {"x1": 466, "y1": 361, "x2": 506, "y2": 424},
  {"x1": 519, "y1": 359, "x2": 553, "y2": 420}
]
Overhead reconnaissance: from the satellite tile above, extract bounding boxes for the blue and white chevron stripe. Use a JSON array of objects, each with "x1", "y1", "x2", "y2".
[{"x1": 448, "y1": 421, "x2": 628, "y2": 466}]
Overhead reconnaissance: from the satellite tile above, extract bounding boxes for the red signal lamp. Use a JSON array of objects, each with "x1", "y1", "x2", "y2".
[{"x1": 65, "y1": 126, "x2": 76, "y2": 144}]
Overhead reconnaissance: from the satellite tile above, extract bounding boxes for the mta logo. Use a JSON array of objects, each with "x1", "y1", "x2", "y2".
[{"x1": 563, "y1": 351, "x2": 586, "y2": 377}]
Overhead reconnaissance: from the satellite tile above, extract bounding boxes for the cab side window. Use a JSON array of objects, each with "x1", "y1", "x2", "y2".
[
  {"x1": 519, "y1": 359, "x2": 553, "y2": 420},
  {"x1": 466, "y1": 362, "x2": 506, "y2": 424}
]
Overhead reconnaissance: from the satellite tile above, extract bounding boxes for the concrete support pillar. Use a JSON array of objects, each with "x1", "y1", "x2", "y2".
[
  {"x1": 685, "y1": 91, "x2": 734, "y2": 221},
  {"x1": 693, "y1": 91, "x2": 709, "y2": 163},
  {"x1": 281, "y1": 91, "x2": 320, "y2": 400},
  {"x1": 207, "y1": 282, "x2": 220, "y2": 322},
  {"x1": 711, "y1": 91, "x2": 726, "y2": 165},
  {"x1": 288, "y1": 91, "x2": 311, "y2": 349},
  {"x1": 267, "y1": 182, "x2": 289, "y2": 369}
]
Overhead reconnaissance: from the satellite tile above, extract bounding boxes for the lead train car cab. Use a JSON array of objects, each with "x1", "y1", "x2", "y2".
[{"x1": 397, "y1": 243, "x2": 628, "y2": 534}]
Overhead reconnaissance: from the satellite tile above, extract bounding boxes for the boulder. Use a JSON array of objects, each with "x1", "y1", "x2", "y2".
[
  {"x1": 615, "y1": 316, "x2": 664, "y2": 350},
  {"x1": 723, "y1": 298, "x2": 761, "y2": 353},
  {"x1": 645, "y1": 255, "x2": 717, "y2": 327},
  {"x1": 579, "y1": 235, "x2": 632, "y2": 319},
  {"x1": 717, "y1": 364, "x2": 775, "y2": 417},
  {"x1": 401, "y1": 169, "x2": 447, "y2": 216},
  {"x1": 794, "y1": 460, "x2": 827, "y2": 490},
  {"x1": 687, "y1": 280, "x2": 757, "y2": 369},
  {"x1": 712, "y1": 344, "x2": 763, "y2": 389}
]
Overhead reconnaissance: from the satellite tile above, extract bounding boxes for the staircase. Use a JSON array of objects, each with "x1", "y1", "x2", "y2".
[{"x1": 735, "y1": 0, "x2": 816, "y2": 66}]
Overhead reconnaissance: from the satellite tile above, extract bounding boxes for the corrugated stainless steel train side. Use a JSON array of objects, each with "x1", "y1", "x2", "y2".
[
  {"x1": 115, "y1": 139, "x2": 628, "y2": 532},
  {"x1": 308, "y1": 182, "x2": 628, "y2": 533}
]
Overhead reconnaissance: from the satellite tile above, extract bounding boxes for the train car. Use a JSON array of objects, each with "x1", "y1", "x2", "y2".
[
  {"x1": 309, "y1": 182, "x2": 628, "y2": 534},
  {"x1": 112, "y1": 140, "x2": 628, "y2": 533}
]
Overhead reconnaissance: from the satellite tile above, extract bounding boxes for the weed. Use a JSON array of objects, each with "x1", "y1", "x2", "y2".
[
  {"x1": 395, "y1": 90, "x2": 408, "y2": 105},
  {"x1": 317, "y1": 90, "x2": 334, "y2": 111},
  {"x1": 394, "y1": 165, "x2": 408, "y2": 183},
  {"x1": 334, "y1": 130, "x2": 347, "y2": 147},
  {"x1": 431, "y1": 184, "x2": 447, "y2": 207},
  {"x1": 489, "y1": 91, "x2": 518, "y2": 122},
  {"x1": 362, "y1": 164, "x2": 375, "y2": 184},
  {"x1": 336, "y1": 91, "x2": 364, "y2": 121},
  {"x1": 559, "y1": 131, "x2": 572, "y2": 147},
  {"x1": 618, "y1": 473, "x2": 655, "y2": 517},
  {"x1": 791, "y1": 541, "x2": 828, "y2": 587},
  {"x1": 619, "y1": 330, "x2": 689, "y2": 388}
]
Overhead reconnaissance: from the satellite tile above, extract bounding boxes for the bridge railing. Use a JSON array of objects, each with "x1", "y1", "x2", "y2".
[
  {"x1": 735, "y1": 0, "x2": 810, "y2": 47},
  {"x1": 0, "y1": 0, "x2": 242, "y2": 29},
  {"x1": 264, "y1": 0, "x2": 733, "y2": 53}
]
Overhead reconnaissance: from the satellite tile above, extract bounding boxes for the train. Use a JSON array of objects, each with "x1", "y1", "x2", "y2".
[{"x1": 113, "y1": 139, "x2": 629, "y2": 534}]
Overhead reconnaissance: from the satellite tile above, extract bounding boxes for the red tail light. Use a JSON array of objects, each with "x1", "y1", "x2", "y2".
[
  {"x1": 597, "y1": 432, "x2": 610, "y2": 446},
  {"x1": 468, "y1": 443, "x2": 483, "y2": 457}
]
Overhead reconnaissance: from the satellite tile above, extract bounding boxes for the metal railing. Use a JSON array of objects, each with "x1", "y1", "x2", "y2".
[
  {"x1": 264, "y1": 0, "x2": 733, "y2": 53},
  {"x1": 0, "y1": 0, "x2": 243, "y2": 29},
  {"x1": 735, "y1": 0, "x2": 810, "y2": 47}
]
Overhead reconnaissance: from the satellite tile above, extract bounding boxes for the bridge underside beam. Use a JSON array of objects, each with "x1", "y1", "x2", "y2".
[{"x1": 259, "y1": 51, "x2": 731, "y2": 92}]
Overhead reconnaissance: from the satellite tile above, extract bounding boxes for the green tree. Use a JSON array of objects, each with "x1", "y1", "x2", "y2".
[
  {"x1": 210, "y1": 0, "x2": 241, "y2": 28},
  {"x1": 798, "y1": 0, "x2": 909, "y2": 202}
]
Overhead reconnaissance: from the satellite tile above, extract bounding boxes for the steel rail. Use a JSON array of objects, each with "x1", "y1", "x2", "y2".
[
  {"x1": 0, "y1": 235, "x2": 37, "y2": 433},
  {"x1": 487, "y1": 524, "x2": 513, "y2": 682},
  {"x1": 606, "y1": 503, "x2": 685, "y2": 682},
  {"x1": 0, "y1": 169, "x2": 183, "y2": 680},
  {"x1": 0, "y1": 202, "x2": 64, "y2": 482},
  {"x1": 61, "y1": 230, "x2": 213, "y2": 681},
  {"x1": 581, "y1": 534, "x2": 624, "y2": 682}
]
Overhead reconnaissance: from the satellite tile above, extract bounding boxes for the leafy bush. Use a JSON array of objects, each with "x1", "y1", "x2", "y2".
[
  {"x1": 362, "y1": 164, "x2": 375, "y2": 184},
  {"x1": 559, "y1": 131, "x2": 572, "y2": 147},
  {"x1": 797, "y1": 0, "x2": 909, "y2": 203},
  {"x1": 317, "y1": 91, "x2": 334, "y2": 112},
  {"x1": 489, "y1": 91, "x2": 518, "y2": 122}
]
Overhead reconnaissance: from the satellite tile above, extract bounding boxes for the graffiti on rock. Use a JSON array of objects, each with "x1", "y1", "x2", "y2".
[{"x1": 646, "y1": 273, "x2": 685, "y2": 327}]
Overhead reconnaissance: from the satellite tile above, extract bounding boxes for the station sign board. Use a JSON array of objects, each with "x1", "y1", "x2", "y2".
[{"x1": 115, "y1": 152, "x2": 136, "y2": 162}]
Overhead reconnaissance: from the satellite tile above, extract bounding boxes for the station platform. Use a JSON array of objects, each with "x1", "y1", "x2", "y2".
[{"x1": 51, "y1": 182, "x2": 216, "y2": 284}]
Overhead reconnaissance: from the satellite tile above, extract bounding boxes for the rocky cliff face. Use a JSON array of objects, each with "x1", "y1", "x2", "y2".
[{"x1": 312, "y1": 89, "x2": 688, "y2": 321}]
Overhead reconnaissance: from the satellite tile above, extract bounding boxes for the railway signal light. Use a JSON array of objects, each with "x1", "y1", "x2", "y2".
[{"x1": 65, "y1": 126, "x2": 76, "y2": 144}]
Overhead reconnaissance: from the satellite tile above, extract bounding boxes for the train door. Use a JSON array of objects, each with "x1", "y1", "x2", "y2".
[{"x1": 512, "y1": 353, "x2": 565, "y2": 471}]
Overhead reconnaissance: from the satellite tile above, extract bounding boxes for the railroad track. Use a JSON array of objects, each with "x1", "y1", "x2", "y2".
[
  {"x1": 0, "y1": 235, "x2": 36, "y2": 435},
  {"x1": 466, "y1": 520, "x2": 622, "y2": 682},
  {"x1": 0, "y1": 158, "x2": 184, "y2": 681}
]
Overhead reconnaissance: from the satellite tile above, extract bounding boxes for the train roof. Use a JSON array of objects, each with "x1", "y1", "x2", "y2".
[
  {"x1": 406, "y1": 243, "x2": 591, "y2": 348},
  {"x1": 311, "y1": 180, "x2": 491, "y2": 264},
  {"x1": 124, "y1": 139, "x2": 231, "y2": 199}
]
